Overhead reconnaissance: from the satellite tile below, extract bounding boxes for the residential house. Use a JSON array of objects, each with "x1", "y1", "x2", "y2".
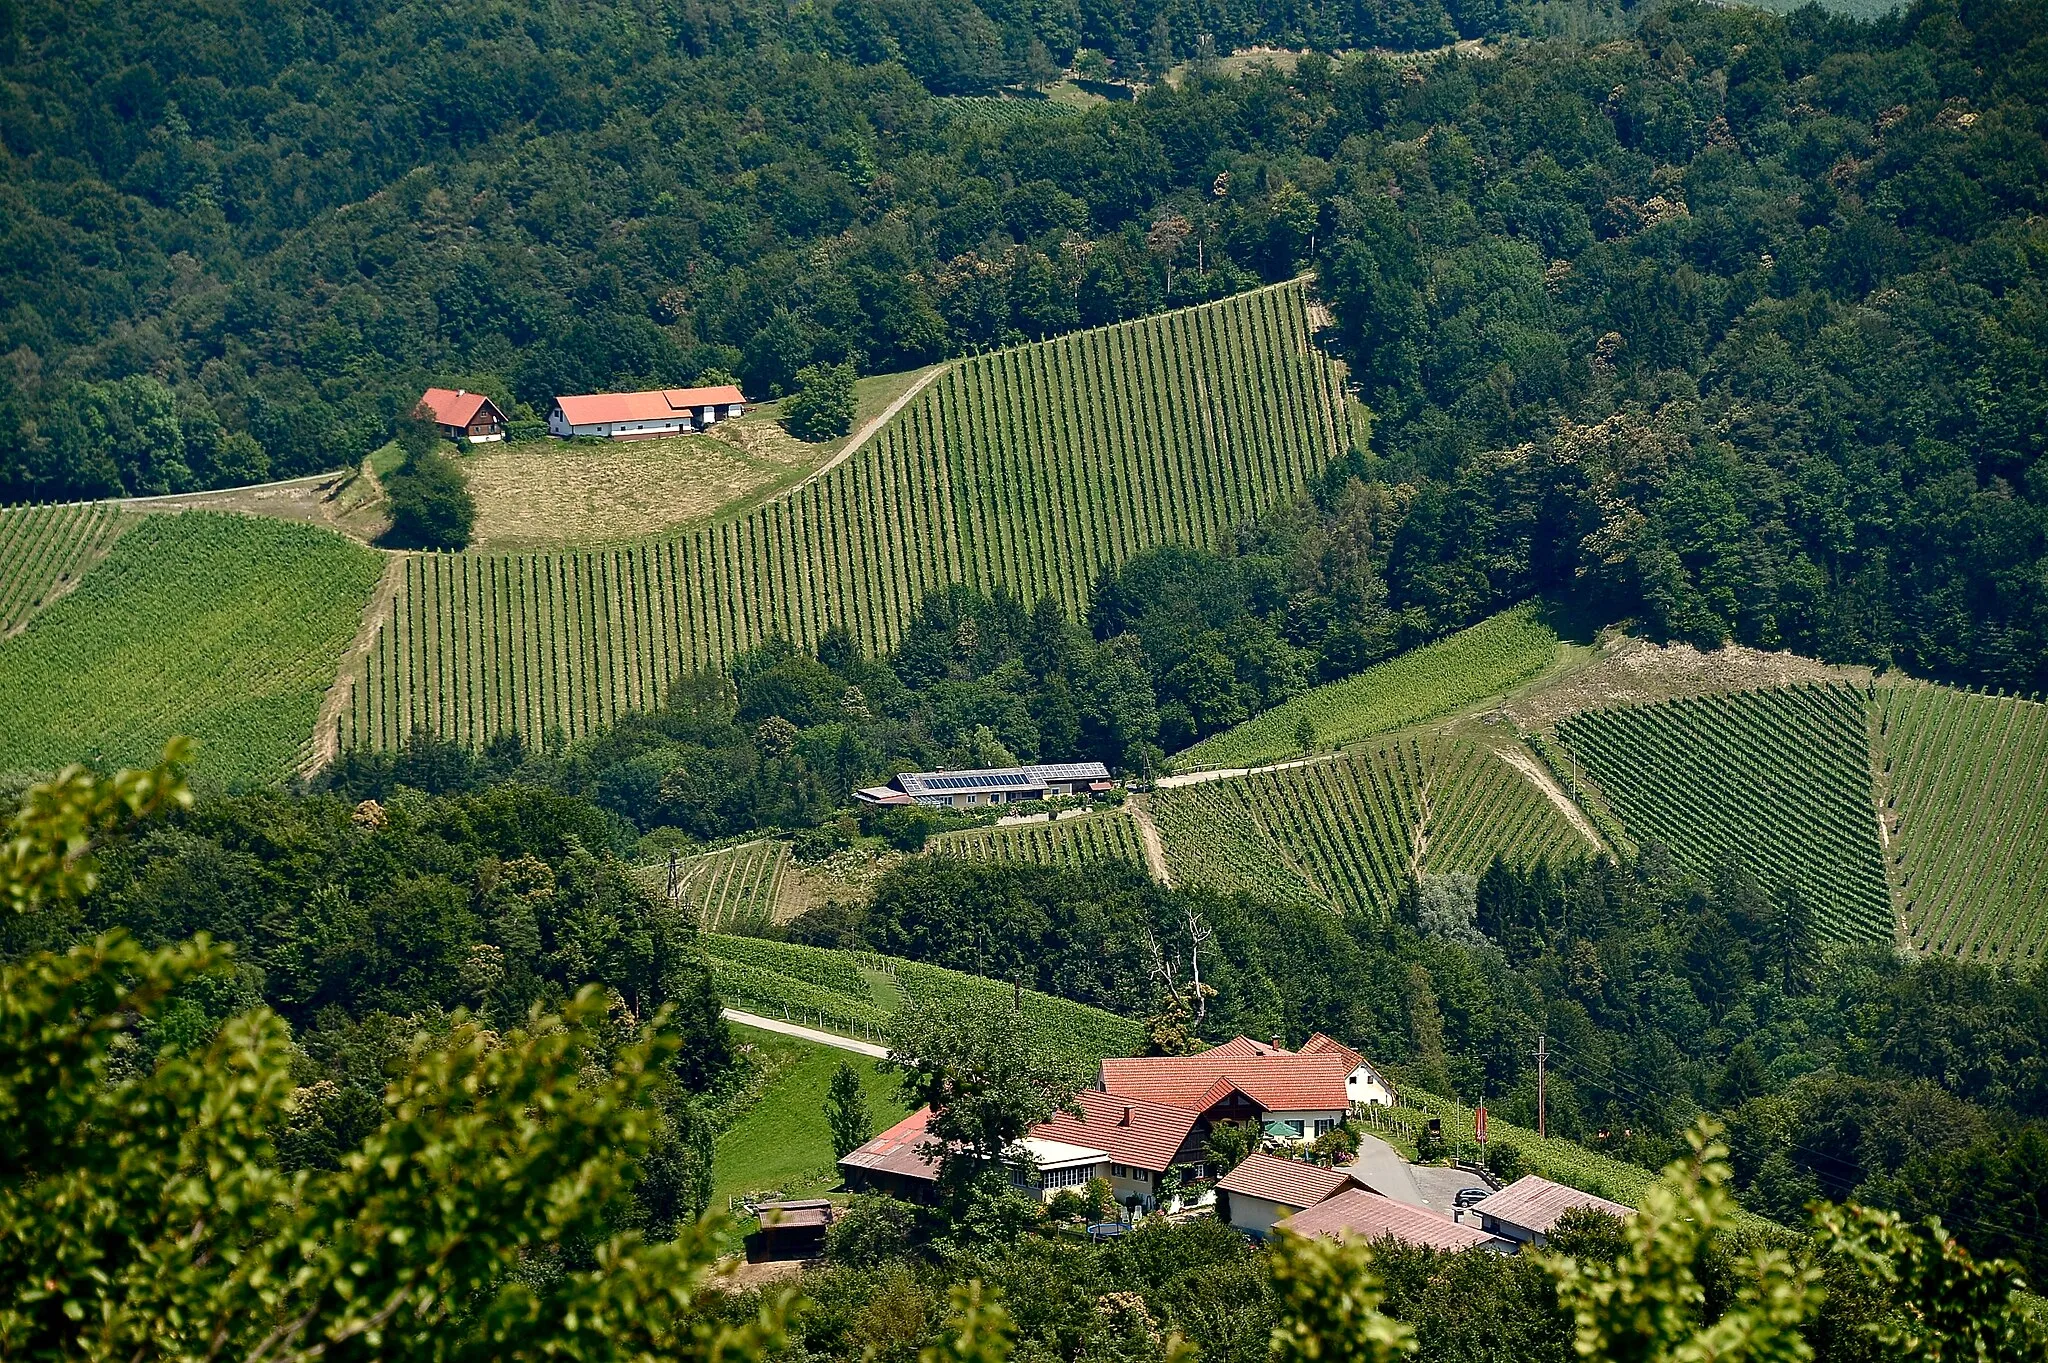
[
  {"x1": 546, "y1": 385, "x2": 745, "y2": 439},
  {"x1": 1021, "y1": 1089, "x2": 1202, "y2": 1210},
  {"x1": 1096, "y1": 1048, "x2": 1351, "y2": 1153},
  {"x1": 1214, "y1": 1152, "x2": 1360, "y2": 1239},
  {"x1": 1206, "y1": 1032, "x2": 1396, "y2": 1109},
  {"x1": 1462, "y1": 1175, "x2": 1633, "y2": 1247},
  {"x1": 854, "y1": 762, "x2": 1112, "y2": 809},
  {"x1": 1280, "y1": 1186, "x2": 1511, "y2": 1252},
  {"x1": 416, "y1": 388, "x2": 507, "y2": 443}
]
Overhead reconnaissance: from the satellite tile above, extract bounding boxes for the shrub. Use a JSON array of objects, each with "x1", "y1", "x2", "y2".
[
  {"x1": 785, "y1": 362, "x2": 856, "y2": 442},
  {"x1": 1485, "y1": 1140, "x2": 1527, "y2": 1183},
  {"x1": 383, "y1": 450, "x2": 475, "y2": 550}
]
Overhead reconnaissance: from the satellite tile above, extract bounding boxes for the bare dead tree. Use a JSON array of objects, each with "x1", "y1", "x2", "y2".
[{"x1": 1185, "y1": 908, "x2": 1214, "y2": 1025}]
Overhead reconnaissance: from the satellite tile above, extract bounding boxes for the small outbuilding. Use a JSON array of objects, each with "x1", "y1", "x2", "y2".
[
  {"x1": 1280, "y1": 1186, "x2": 1512, "y2": 1252},
  {"x1": 745, "y1": 1199, "x2": 835, "y2": 1261},
  {"x1": 416, "y1": 388, "x2": 508, "y2": 443}
]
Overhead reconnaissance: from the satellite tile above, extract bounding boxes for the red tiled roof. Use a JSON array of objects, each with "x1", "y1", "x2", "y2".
[
  {"x1": 839, "y1": 1106, "x2": 941, "y2": 1183},
  {"x1": 1468, "y1": 1175, "x2": 1633, "y2": 1235},
  {"x1": 1281, "y1": 1186, "x2": 1503, "y2": 1250},
  {"x1": 1028, "y1": 1090, "x2": 1200, "y2": 1174},
  {"x1": 1099, "y1": 1053, "x2": 1350, "y2": 1114},
  {"x1": 1299, "y1": 1033, "x2": 1367, "y2": 1072},
  {"x1": 1216, "y1": 1151, "x2": 1357, "y2": 1207},
  {"x1": 552, "y1": 385, "x2": 744, "y2": 425},
  {"x1": 417, "y1": 387, "x2": 499, "y2": 427},
  {"x1": 1205, "y1": 1035, "x2": 1291, "y2": 1058}
]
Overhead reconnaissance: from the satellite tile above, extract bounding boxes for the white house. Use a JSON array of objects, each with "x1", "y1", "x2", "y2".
[
  {"x1": 1097, "y1": 1048, "x2": 1352, "y2": 1148},
  {"x1": 854, "y1": 762, "x2": 1112, "y2": 809},
  {"x1": 547, "y1": 385, "x2": 745, "y2": 439},
  {"x1": 1204, "y1": 1033, "x2": 1397, "y2": 1110}
]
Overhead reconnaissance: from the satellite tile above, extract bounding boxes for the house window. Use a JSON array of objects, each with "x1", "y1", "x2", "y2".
[
  {"x1": 1042, "y1": 1165, "x2": 1090, "y2": 1190},
  {"x1": 1284, "y1": 1120, "x2": 1305, "y2": 1138},
  {"x1": 1313, "y1": 1119, "x2": 1333, "y2": 1137}
]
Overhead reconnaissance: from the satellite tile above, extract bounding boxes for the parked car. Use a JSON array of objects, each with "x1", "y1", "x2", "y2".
[{"x1": 1454, "y1": 1186, "x2": 1491, "y2": 1209}]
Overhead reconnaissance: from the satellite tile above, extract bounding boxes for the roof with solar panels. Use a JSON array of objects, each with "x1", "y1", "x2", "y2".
[{"x1": 853, "y1": 762, "x2": 1112, "y2": 806}]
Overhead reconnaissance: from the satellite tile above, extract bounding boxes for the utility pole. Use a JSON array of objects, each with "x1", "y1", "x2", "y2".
[{"x1": 1534, "y1": 1034, "x2": 1548, "y2": 1140}]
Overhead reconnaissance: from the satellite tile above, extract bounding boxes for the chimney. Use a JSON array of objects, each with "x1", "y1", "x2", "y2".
[
  {"x1": 1272, "y1": 1034, "x2": 1284, "y2": 1052},
  {"x1": 457, "y1": 388, "x2": 465, "y2": 396},
  {"x1": 1119, "y1": 1105, "x2": 1131, "y2": 1126}
]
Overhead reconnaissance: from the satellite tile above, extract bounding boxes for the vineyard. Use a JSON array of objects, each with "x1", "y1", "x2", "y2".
[
  {"x1": 1152, "y1": 736, "x2": 1596, "y2": 915},
  {"x1": 926, "y1": 809, "x2": 1148, "y2": 871},
  {"x1": 933, "y1": 95, "x2": 1080, "y2": 129},
  {"x1": 1557, "y1": 684, "x2": 1893, "y2": 943},
  {"x1": 661, "y1": 839, "x2": 789, "y2": 932},
  {"x1": 703, "y1": 932, "x2": 1143, "y2": 1071},
  {"x1": 0, "y1": 502, "x2": 131, "y2": 634},
  {"x1": 1177, "y1": 605, "x2": 1562, "y2": 769},
  {"x1": 1876, "y1": 680, "x2": 2048, "y2": 959},
  {"x1": 0, "y1": 512, "x2": 384, "y2": 785},
  {"x1": 338, "y1": 284, "x2": 1348, "y2": 752}
]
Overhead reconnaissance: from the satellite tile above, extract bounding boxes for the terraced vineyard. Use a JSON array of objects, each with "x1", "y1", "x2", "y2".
[
  {"x1": 1153, "y1": 736, "x2": 1595, "y2": 914},
  {"x1": 1877, "y1": 680, "x2": 2048, "y2": 959},
  {"x1": 1177, "y1": 605, "x2": 1561, "y2": 769},
  {"x1": 927, "y1": 809, "x2": 1147, "y2": 871},
  {"x1": 666, "y1": 840, "x2": 789, "y2": 932},
  {"x1": 0, "y1": 502, "x2": 131, "y2": 633},
  {"x1": 0, "y1": 512, "x2": 384, "y2": 785},
  {"x1": 339, "y1": 284, "x2": 1346, "y2": 752},
  {"x1": 1558, "y1": 684, "x2": 1892, "y2": 943}
]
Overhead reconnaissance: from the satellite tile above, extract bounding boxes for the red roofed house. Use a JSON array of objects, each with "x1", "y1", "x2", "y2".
[
  {"x1": 1214, "y1": 1151, "x2": 1361, "y2": 1238},
  {"x1": 1205, "y1": 1033, "x2": 1396, "y2": 1108},
  {"x1": 416, "y1": 388, "x2": 507, "y2": 443},
  {"x1": 1280, "y1": 1185, "x2": 1511, "y2": 1253},
  {"x1": 837, "y1": 1107, "x2": 944, "y2": 1204},
  {"x1": 547, "y1": 385, "x2": 745, "y2": 440},
  {"x1": 1097, "y1": 1047, "x2": 1351, "y2": 1150}
]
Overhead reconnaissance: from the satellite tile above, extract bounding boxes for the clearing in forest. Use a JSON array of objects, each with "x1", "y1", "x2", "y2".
[
  {"x1": 462, "y1": 367, "x2": 939, "y2": 549},
  {"x1": 1876, "y1": 680, "x2": 2048, "y2": 961},
  {"x1": 339, "y1": 283, "x2": 1348, "y2": 754},
  {"x1": 0, "y1": 512, "x2": 384, "y2": 785},
  {"x1": 1557, "y1": 683, "x2": 1893, "y2": 944}
]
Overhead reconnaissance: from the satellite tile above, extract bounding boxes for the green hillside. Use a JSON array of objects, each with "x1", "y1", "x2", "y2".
[
  {"x1": 339, "y1": 284, "x2": 1347, "y2": 753},
  {"x1": 1153, "y1": 734, "x2": 1597, "y2": 915},
  {"x1": 636, "y1": 839, "x2": 790, "y2": 934},
  {"x1": 1878, "y1": 681, "x2": 2048, "y2": 961},
  {"x1": 1176, "y1": 605, "x2": 1562, "y2": 769},
  {"x1": 927, "y1": 808, "x2": 1149, "y2": 872},
  {"x1": 0, "y1": 513, "x2": 383, "y2": 785},
  {"x1": 1558, "y1": 684, "x2": 1893, "y2": 944},
  {"x1": 714, "y1": 1022, "x2": 908, "y2": 1206},
  {"x1": 0, "y1": 502, "x2": 132, "y2": 634},
  {"x1": 702, "y1": 933, "x2": 1144, "y2": 1073}
]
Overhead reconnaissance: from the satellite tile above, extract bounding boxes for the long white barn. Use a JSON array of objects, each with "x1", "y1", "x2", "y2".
[{"x1": 547, "y1": 385, "x2": 745, "y2": 439}]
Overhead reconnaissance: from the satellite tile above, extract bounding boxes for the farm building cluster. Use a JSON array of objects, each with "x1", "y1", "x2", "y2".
[
  {"x1": 415, "y1": 384, "x2": 746, "y2": 444},
  {"x1": 833, "y1": 1028, "x2": 1624, "y2": 1254},
  {"x1": 854, "y1": 761, "x2": 1113, "y2": 808}
]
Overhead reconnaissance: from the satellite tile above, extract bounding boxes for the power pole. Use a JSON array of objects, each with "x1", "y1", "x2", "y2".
[{"x1": 1534, "y1": 1034, "x2": 1548, "y2": 1140}]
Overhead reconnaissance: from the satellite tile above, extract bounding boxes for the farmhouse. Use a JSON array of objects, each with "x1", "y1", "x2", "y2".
[
  {"x1": 1204, "y1": 1031, "x2": 1397, "y2": 1108},
  {"x1": 1461, "y1": 1175, "x2": 1633, "y2": 1247},
  {"x1": 416, "y1": 388, "x2": 507, "y2": 443},
  {"x1": 546, "y1": 384, "x2": 746, "y2": 439},
  {"x1": 854, "y1": 762, "x2": 1112, "y2": 808},
  {"x1": 1096, "y1": 1047, "x2": 1352, "y2": 1148}
]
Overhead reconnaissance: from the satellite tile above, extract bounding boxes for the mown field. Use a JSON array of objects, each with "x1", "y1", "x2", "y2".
[
  {"x1": 0, "y1": 512, "x2": 383, "y2": 785},
  {"x1": 1152, "y1": 735, "x2": 1597, "y2": 914},
  {"x1": 927, "y1": 808, "x2": 1149, "y2": 871},
  {"x1": 1878, "y1": 680, "x2": 2048, "y2": 960},
  {"x1": 0, "y1": 501, "x2": 131, "y2": 633},
  {"x1": 1176, "y1": 605, "x2": 1562, "y2": 769},
  {"x1": 1558, "y1": 683, "x2": 1893, "y2": 944},
  {"x1": 713, "y1": 1022, "x2": 907, "y2": 1206},
  {"x1": 339, "y1": 284, "x2": 1348, "y2": 752}
]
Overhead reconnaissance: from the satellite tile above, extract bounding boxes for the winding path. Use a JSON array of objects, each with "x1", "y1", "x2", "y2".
[
  {"x1": 722, "y1": 1007, "x2": 889, "y2": 1058},
  {"x1": 787, "y1": 363, "x2": 950, "y2": 497}
]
